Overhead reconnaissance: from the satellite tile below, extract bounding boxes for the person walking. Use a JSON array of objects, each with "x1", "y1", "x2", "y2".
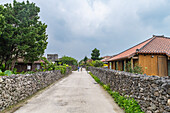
[
  {"x1": 78, "y1": 66, "x2": 79, "y2": 72},
  {"x1": 81, "y1": 66, "x2": 82, "y2": 72}
]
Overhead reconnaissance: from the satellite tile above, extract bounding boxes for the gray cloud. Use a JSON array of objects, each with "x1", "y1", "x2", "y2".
[{"x1": 1, "y1": 0, "x2": 170, "y2": 60}]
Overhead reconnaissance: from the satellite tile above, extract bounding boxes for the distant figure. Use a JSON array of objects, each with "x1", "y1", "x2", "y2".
[
  {"x1": 78, "y1": 66, "x2": 79, "y2": 72},
  {"x1": 81, "y1": 67, "x2": 82, "y2": 72}
]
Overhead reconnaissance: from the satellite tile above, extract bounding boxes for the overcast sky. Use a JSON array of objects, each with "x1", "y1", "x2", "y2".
[{"x1": 1, "y1": 0, "x2": 170, "y2": 60}]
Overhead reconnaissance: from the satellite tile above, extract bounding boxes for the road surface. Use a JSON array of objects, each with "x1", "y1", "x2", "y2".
[{"x1": 15, "y1": 69, "x2": 124, "y2": 113}]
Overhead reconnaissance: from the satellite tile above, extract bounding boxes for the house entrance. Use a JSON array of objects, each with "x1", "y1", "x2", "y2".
[{"x1": 158, "y1": 56, "x2": 167, "y2": 76}]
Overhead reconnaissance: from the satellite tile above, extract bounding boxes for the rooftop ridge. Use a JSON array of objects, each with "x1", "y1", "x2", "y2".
[
  {"x1": 138, "y1": 36, "x2": 156, "y2": 52},
  {"x1": 153, "y1": 35, "x2": 170, "y2": 39},
  {"x1": 107, "y1": 37, "x2": 154, "y2": 61}
]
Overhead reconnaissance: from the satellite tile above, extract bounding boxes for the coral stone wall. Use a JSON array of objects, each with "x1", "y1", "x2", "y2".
[
  {"x1": 0, "y1": 68, "x2": 71, "y2": 111},
  {"x1": 89, "y1": 67, "x2": 170, "y2": 113}
]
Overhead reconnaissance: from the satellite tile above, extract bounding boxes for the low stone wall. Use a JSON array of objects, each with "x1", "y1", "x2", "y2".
[
  {"x1": 0, "y1": 67, "x2": 71, "y2": 111},
  {"x1": 89, "y1": 67, "x2": 170, "y2": 113}
]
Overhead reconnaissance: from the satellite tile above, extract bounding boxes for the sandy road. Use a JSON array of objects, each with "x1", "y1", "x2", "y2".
[{"x1": 15, "y1": 69, "x2": 124, "y2": 113}]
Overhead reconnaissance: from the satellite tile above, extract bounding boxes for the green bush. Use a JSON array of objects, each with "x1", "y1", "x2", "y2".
[
  {"x1": 86, "y1": 60, "x2": 104, "y2": 67},
  {"x1": 55, "y1": 66, "x2": 67, "y2": 74},
  {"x1": 0, "y1": 69, "x2": 13, "y2": 76},
  {"x1": 86, "y1": 66, "x2": 89, "y2": 71},
  {"x1": 86, "y1": 62, "x2": 94, "y2": 67},
  {"x1": 133, "y1": 64, "x2": 143, "y2": 74},
  {"x1": 68, "y1": 66, "x2": 72, "y2": 71},
  {"x1": 126, "y1": 62, "x2": 143, "y2": 74},
  {"x1": 89, "y1": 72, "x2": 144, "y2": 113},
  {"x1": 0, "y1": 64, "x2": 5, "y2": 72},
  {"x1": 60, "y1": 56, "x2": 78, "y2": 66},
  {"x1": 93, "y1": 60, "x2": 104, "y2": 67}
]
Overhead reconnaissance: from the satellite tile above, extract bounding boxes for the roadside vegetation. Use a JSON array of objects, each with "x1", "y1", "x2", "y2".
[
  {"x1": 126, "y1": 62, "x2": 143, "y2": 74},
  {"x1": 79, "y1": 48, "x2": 104, "y2": 70},
  {"x1": 59, "y1": 56, "x2": 78, "y2": 66},
  {"x1": 0, "y1": 57, "x2": 73, "y2": 76},
  {"x1": 89, "y1": 72, "x2": 144, "y2": 113}
]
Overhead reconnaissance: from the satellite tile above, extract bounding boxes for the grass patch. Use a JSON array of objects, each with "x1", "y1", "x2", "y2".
[{"x1": 89, "y1": 72, "x2": 144, "y2": 113}]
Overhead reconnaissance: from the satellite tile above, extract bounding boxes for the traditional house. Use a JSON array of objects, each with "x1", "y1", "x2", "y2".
[
  {"x1": 15, "y1": 58, "x2": 45, "y2": 72},
  {"x1": 47, "y1": 54, "x2": 58, "y2": 63},
  {"x1": 101, "y1": 56, "x2": 111, "y2": 63},
  {"x1": 107, "y1": 35, "x2": 170, "y2": 77},
  {"x1": 101, "y1": 56, "x2": 112, "y2": 68}
]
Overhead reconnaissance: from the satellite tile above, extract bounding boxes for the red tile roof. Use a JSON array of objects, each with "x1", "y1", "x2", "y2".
[
  {"x1": 101, "y1": 57, "x2": 111, "y2": 62},
  {"x1": 108, "y1": 35, "x2": 170, "y2": 61},
  {"x1": 138, "y1": 36, "x2": 170, "y2": 56}
]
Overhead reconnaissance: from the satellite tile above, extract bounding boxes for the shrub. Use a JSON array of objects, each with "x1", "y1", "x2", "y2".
[
  {"x1": 86, "y1": 62, "x2": 94, "y2": 67},
  {"x1": 55, "y1": 66, "x2": 67, "y2": 74},
  {"x1": 133, "y1": 64, "x2": 143, "y2": 74},
  {"x1": 93, "y1": 60, "x2": 104, "y2": 67},
  {"x1": 86, "y1": 60, "x2": 104, "y2": 67},
  {"x1": 126, "y1": 61, "x2": 143, "y2": 74},
  {"x1": 60, "y1": 56, "x2": 78, "y2": 66},
  {"x1": 86, "y1": 66, "x2": 89, "y2": 71},
  {"x1": 0, "y1": 69, "x2": 13, "y2": 76}
]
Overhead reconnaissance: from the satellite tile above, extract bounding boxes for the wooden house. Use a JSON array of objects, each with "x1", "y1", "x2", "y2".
[
  {"x1": 107, "y1": 35, "x2": 170, "y2": 77},
  {"x1": 15, "y1": 58, "x2": 45, "y2": 72}
]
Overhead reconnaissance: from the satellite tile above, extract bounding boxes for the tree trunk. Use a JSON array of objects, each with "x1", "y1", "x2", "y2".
[
  {"x1": 11, "y1": 59, "x2": 17, "y2": 71},
  {"x1": 11, "y1": 54, "x2": 18, "y2": 71}
]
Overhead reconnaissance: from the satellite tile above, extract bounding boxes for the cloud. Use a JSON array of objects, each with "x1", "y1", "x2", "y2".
[{"x1": 1, "y1": 0, "x2": 170, "y2": 60}]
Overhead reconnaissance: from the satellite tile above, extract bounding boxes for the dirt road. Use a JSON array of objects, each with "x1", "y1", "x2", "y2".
[{"x1": 15, "y1": 69, "x2": 124, "y2": 113}]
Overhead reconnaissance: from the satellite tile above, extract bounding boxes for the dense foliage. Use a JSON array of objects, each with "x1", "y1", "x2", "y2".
[
  {"x1": 86, "y1": 60, "x2": 104, "y2": 67},
  {"x1": 0, "y1": 0, "x2": 48, "y2": 70},
  {"x1": 0, "y1": 69, "x2": 12, "y2": 76},
  {"x1": 60, "y1": 56, "x2": 77, "y2": 66},
  {"x1": 83, "y1": 56, "x2": 88, "y2": 64},
  {"x1": 40, "y1": 57, "x2": 71, "y2": 74},
  {"x1": 89, "y1": 72, "x2": 144, "y2": 113},
  {"x1": 126, "y1": 62, "x2": 143, "y2": 74},
  {"x1": 91, "y1": 48, "x2": 100, "y2": 60}
]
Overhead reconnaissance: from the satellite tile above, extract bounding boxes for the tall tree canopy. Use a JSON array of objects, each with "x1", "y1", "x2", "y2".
[
  {"x1": 0, "y1": 0, "x2": 48, "y2": 70},
  {"x1": 83, "y1": 56, "x2": 88, "y2": 64},
  {"x1": 60, "y1": 56, "x2": 77, "y2": 66},
  {"x1": 91, "y1": 48, "x2": 100, "y2": 61}
]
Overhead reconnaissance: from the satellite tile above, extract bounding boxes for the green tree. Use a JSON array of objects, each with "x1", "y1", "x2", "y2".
[
  {"x1": 60, "y1": 56, "x2": 77, "y2": 66},
  {"x1": 0, "y1": 0, "x2": 48, "y2": 70},
  {"x1": 83, "y1": 56, "x2": 88, "y2": 64},
  {"x1": 91, "y1": 48, "x2": 100, "y2": 60},
  {"x1": 92, "y1": 60, "x2": 104, "y2": 67}
]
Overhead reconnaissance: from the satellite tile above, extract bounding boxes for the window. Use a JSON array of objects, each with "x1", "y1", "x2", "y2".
[
  {"x1": 37, "y1": 64, "x2": 40, "y2": 70},
  {"x1": 27, "y1": 65, "x2": 31, "y2": 70}
]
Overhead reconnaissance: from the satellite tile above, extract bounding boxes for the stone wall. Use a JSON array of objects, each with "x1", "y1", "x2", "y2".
[
  {"x1": 89, "y1": 67, "x2": 170, "y2": 113},
  {"x1": 0, "y1": 67, "x2": 71, "y2": 111}
]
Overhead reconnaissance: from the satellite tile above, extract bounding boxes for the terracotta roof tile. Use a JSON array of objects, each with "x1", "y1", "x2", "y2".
[
  {"x1": 138, "y1": 37, "x2": 170, "y2": 56},
  {"x1": 101, "y1": 56, "x2": 111, "y2": 62},
  {"x1": 108, "y1": 37, "x2": 153, "y2": 61},
  {"x1": 108, "y1": 35, "x2": 170, "y2": 61}
]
